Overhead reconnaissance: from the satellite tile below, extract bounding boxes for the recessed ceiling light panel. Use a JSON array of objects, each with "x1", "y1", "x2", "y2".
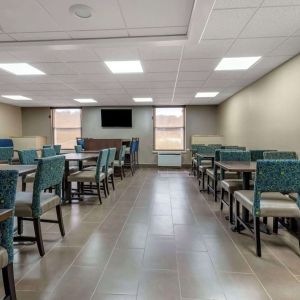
[
  {"x1": 133, "y1": 97, "x2": 153, "y2": 102},
  {"x1": 215, "y1": 57, "x2": 261, "y2": 71},
  {"x1": 74, "y1": 98, "x2": 97, "y2": 103},
  {"x1": 0, "y1": 63, "x2": 45, "y2": 75},
  {"x1": 195, "y1": 92, "x2": 219, "y2": 98},
  {"x1": 2, "y1": 95, "x2": 32, "y2": 100},
  {"x1": 105, "y1": 61, "x2": 143, "y2": 74},
  {"x1": 69, "y1": 4, "x2": 92, "y2": 18}
]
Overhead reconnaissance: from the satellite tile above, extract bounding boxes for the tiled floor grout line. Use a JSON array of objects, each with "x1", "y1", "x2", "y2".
[
  {"x1": 89, "y1": 169, "x2": 148, "y2": 300},
  {"x1": 15, "y1": 172, "x2": 135, "y2": 292},
  {"x1": 191, "y1": 178, "x2": 273, "y2": 300}
]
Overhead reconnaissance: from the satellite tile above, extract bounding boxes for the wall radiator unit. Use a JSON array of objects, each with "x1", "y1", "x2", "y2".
[{"x1": 157, "y1": 152, "x2": 182, "y2": 167}]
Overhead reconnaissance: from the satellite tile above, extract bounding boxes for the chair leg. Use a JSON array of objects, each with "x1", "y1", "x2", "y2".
[
  {"x1": 22, "y1": 181, "x2": 26, "y2": 192},
  {"x1": 220, "y1": 189, "x2": 224, "y2": 210},
  {"x1": 122, "y1": 166, "x2": 126, "y2": 178},
  {"x1": 207, "y1": 176, "x2": 210, "y2": 194},
  {"x1": 96, "y1": 183, "x2": 102, "y2": 204},
  {"x1": 263, "y1": 217, "x2": 268, "y2": 225},
  {"x1": 56, "y1": 205, "x2": 65, "y2": 237},
  {"x1": 17, "y1": 217, "x2": 23, "y2": 235},
  {"x1": 235, "y1": 200, "x2": 241, "y2": 233},
  {"x1": 120, "y1": 167, "x2": 123, "y2": 180},
  {"x1": 201, "y1": 173, "x2": 205, "y2": 190},
  {"x1": 254, "y1": 216, "x2": 262, "y2": 257},
  {"x1": 105, "y1": 177, "x2": 110, "y2": 195},
  {"x1": 2, "y1": 263, "x2": 16, "y2": 300},
  {"x1": 33, "y1": 218, "x2": 45, "y2": 257},
  {"x1": 273, "y1": 217, "x2": 279, "y2": 234},
  {"x1": 111, "y1": 175, "x2": 115, "y2": 190},
  {"x1": 229, "y1": 194, "x2": 234, "y2": 224},
  {"x1": 102, "y1": 180, "x2": 107, "y2": 198}
]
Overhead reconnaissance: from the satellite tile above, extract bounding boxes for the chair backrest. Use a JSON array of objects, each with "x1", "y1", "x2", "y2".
[
  {"x1": 42, "y1": 147, "x2": 56, "y2": 157},
  {"x1": 108, "y1": 148, "x2": 116, "y2": 168},
  {"x1": 76, "y1": 138, "x2": 85, "y2": 150},
  {"x1": 43, "y1": 145, "x2": 52, "y2": 148},
  {"x1": 119, "y1": 145, "x2": 126, "y2": 162},
  {"x1": 222, "y1": 146, "x2": 246, "y2": 150},
  {"x1": 0, "y1": 170, "x2": 19, "y2": 263},
  {"x1": 263, "y1": 151, "x2": 298, "y2": 160},
  {"x1": 53, "y1": 145, "x2": 61, "y2": 155},
  {"x1": 220, "y1": 150, "x2": 251, "y2": 162},
  {"x1": 208, "y1": 144, "x2": 222, "y2": 150},
  {"x1": 18, "y1": 149, "x2": 38, "y2": 165},
  {"x1": 197, "y1": 145, "x2": 213, "y2": 155},
  {"x1": 32, "y1": 156, "x2": 65, "y2": 218},
  {"x1": 74, "y1": 145, "x2": 82, "y2": 153},
  {"x1": 250, "y1": 150, "x2": 276, "y2": 161},
  {"x1": 130, "y1": 139, "x2": 137, "y2": 154},
  {"x1": 254, "y1": 160, "x2": 300, "y2": 216},
  {"x1": 95, "y1": 149, "x2": 109, "y2": 182},
  {"x1": 0, "y1": 139, "x2": 13, "y2": 148},
  {"x1": 0, "y1": 147, "x2": 14, "y2": 164}
]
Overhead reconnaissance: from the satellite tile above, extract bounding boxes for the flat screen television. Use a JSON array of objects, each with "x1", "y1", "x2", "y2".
[{"x1": 101, "y1": 109, "x2": 132, "y2": 128}]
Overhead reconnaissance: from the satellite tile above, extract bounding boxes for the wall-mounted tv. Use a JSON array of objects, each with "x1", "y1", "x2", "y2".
[{"x1": 101, "y1": 109, "x2": 132, "y2": 128}]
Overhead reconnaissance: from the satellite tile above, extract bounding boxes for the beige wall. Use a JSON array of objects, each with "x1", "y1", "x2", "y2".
[
  {"x1": 0, "y1": 102, "x2": 22, "y2": 138},
  {"x1": 22, "y1": 107, "x2": 52, "y2": 143},
  {"x1": 218, "y1": 54, "x2": 300, "y2": 154}
]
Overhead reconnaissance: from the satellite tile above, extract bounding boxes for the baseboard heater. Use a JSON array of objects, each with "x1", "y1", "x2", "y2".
[{"x1": 157, "y1": 152, "x2": 182, "y2": 167}]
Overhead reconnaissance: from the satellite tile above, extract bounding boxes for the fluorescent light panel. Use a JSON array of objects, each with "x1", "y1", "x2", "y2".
[
  {"x1": 0, "y1": 63, "x2": 45, "y2": 75},
  {"x1": 74, "y1": 98, "x2": 97, "y2": 103},
  {"x1": 105, "y1": 60, "x2": 143, "y2": 74},
  {"x1": 2, "y1": 95, "x2": 32, "y2": 100},
  {"x1": 215, "y1": 57, "x2": 261, "y2": 71},
  {"x1": 133, "y1": 97, "x2": 153, "y2": 102},
  {"x1": 195, "y1": 92, "x2": 219, "y2": 98}
]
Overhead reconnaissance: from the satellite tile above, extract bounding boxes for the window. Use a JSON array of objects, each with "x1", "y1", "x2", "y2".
[
  {"x1": 52, "y1": 108, "x2": 81, "y2": 149},
  {"x1": 154, "y1": 107, "x2": 185, "y2": 151}
]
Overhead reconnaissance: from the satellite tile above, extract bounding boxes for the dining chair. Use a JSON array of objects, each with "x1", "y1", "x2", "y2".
[
  {"x1": 14, "y1": 155, "x2": 66, "y2": 256},
  {"x1": 106, "y1": 147, "x2": 116, "y2": 193},
  {"x1": 53, "y1": 144, "x2": 61, "y2": 155},
  {"x1": 114, "y1": 145, "x2": 126, "y2": 179},
  {"x1": 263, "y1": 151, "x2": 298, "y2": 159},
  {"x1": 18, "y1": 149, "x2": 38, "y2": 191},
  {"x1": 41, "y1": 147, "x2": 56, "y2": 157},
  {"x1": 219, "y1": 150, "x2": 251, "y2": 224},
  {"x1": 0, "y1": 170, "x2": 18, "y2": 300},
  {"x1": 74, "y1": 145, "x2": 82, "y2": 153},
  {"x1": 0, "y1": 147, "x2": 14, "y2": 164},
  {"x1": 234, "y1": 160, "x2": 300, "y2": 257},
  {"x1": 125, "y1": 139, "x2": 136, "y2": 175},
  {"x1": 67, "y1": 149, "x2": 109, "y2": 204},
  {"x1": 250, "y1": 150, "x2": 276, "y2": 161}
]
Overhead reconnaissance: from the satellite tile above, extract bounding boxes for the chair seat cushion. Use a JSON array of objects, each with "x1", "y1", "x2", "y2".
[
  {"x1": 289, "y1": 193, "x2": 298, "y2": 201},
  {"x1": 24, "y1": 172, "x2": 35, "y2": 183},
  {"x1": 108, "y1": 167, "x2": 114, "y2": 176},
  {"x1": 199, "y1": 163, "x2": 212, "y2": 172},
  {"x1": 83, "y1": 166, "x2": 96, "y2": 171},
  {"x1": 0, "y1": 246, "x2": 8, "y2": 269},
  {"x1": 68, "y1": 171, "x2": 105, "y2": 182},
  {"x1": 69, "y1": 166, "x2": 79, "y2": 173},
  {"x1": 114, "y1": 160, "x2": 124, "y2": 167},
  {"x1": 234, "y1": 190, "x2": 300, "y2": 217},
  {"x1": 15, "y1": 192, "x2": 60, "y2": 218},
  {"x1": 221, "y1": 179, "x2": 244, "y2": 194},
  {"x1": 82, "y1": 160, "x2": 96, "y2": 167}
]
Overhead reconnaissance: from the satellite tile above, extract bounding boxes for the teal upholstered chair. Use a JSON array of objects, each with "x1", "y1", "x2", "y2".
[
  {"x1": 219, "y1": 150, "x2": 251, "y2": 224},
  {"x1": 41, "y1": 147, "x2": 56, "y2": 158},
  {"x1": 74, "y1": 145, "x2": 82, "y2": 153},
  {"x1": 234, "y1": 160, "x2": 300, "y2": 257},
  {"x1": 114, "y1": 145, "x2": 126, "y2": 179},
  {"x1": 106, "y1": 148, "x2": 116, "y2": 192},
  {"x1": 250, "y1": 150, "x2": 276, "y2": 161},
  {"x1": 125, "y1": 139, "x2": 137, "y2": 175},
  {"x1": 197, "y1": 145, "x2": 215, "y2": 190},
  {"x1": 0, "y1": 170, "x2": 18, "y2": 300},
  {"x1": 68, "y1": 149, "x2": 109, "y2": 204},
  {"x1": 18, "y1": 149, "x2": 38, "y2": 191},
  {"x1": 14, "y1": 156, "x2": 66, "y2": 256},
  {"x1": 53, "y1": 145, "x2": 61, "y2": 155},
  {"x1": 0, "y1": 147, "x2": 14, "y2": 164},
  {"x1": 263, "y1": 151, "x2": 298, "y2": 160}
]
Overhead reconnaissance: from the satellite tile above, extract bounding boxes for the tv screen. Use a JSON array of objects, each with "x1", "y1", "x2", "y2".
[{"x1": 101, "y1": 109, "x2": 132, "y2": 127}]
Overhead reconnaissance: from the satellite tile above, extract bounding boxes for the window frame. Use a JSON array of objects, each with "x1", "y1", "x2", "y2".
[
  {"x1": 153, "y1": 106, "x2": 186, "y2": 152},
  {"x1": 51, "y1": 107, "x2": 82, "y2": 150}
]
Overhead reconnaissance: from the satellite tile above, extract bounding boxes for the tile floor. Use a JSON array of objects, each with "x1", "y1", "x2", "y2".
[{"x1": 2, "y1": 168, "x2": 300, "y2": 299}]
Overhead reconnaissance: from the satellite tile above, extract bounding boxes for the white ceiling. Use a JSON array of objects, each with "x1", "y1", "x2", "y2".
[{"x1": 0, "y1": 0, "x2": 299, "y2": 107}]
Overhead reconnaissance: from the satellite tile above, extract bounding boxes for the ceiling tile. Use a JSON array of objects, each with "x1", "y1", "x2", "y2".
[
  {"x1": 66, "y1": 62, "x2": 108, "y2": 74},
  {"x1": 183, "y1": 39, "x2": 234, "y2": 59},
  {"x1": 9, "y1": 49, "x2": 61, "y2": 63},
  {"x1": 178, "y1": 71, "x2": 210, "y2": 81},
  {"x1": 241, "y1": 6, "x2": 300, "y2": 38},
  {"x1": 263, "y1": 0, "x2": 300, "y2": 6},
  {"x1": 139, "y1": 46, "x2": 183, "y2": 60},
  {"x1": 203, "y1": 8, "x2": 256, "y2": 39},
  {"x1": 69, "y1": 29, "x2": 128, "y2": 39},
  {"x1": 53, "y1": 48, "x2": 99, "y2": 62},
  {"x1": 0, "y1": 33, "x2": 15, "y2": 41},
  {"x1": 176, "y1": 80, "x2": 205, "y2": 88},
  {"x1": 254, "y1": 55, "x2": 290, "y2": 69},
  {"x1": 118, "y1": 0, "x2": 194, "y2": 28},
  {"x1": 33, "y1": 62, "x2": 77, "y2": 75},
  {"x1": 180, "y1": 58, "x2": 219, "y2": 71},
  {"x1": 143, "y1": 60, "x2": 179, "y2": 73},
  {"x1": 270, "y1": 36, "x2": 300, "y2": 55},
  {"x1": 10, "y1": 32, "x2": 70, "y2": 41},
  {"x1": 214, "y1": 0, "x2": 263, "y2": 9},
  {"x1": 93, "y1": 47, "x2": 140, "y2": 61},
  {"x1": 128, "y1": 27, "x2": 187, "y2": 36}
]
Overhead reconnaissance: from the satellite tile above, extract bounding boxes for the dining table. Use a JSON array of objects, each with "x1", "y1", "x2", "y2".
[
  {"x1": 0, "y1": 209, "x2": 13, "y2": 222},
  {"x1": 0, "y1": 164, "x2": 37, "y2": 176}
]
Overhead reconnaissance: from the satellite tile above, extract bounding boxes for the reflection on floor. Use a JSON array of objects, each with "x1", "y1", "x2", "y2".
[{"x1": 1, "y1": 168, "x2": 300, "y2": 299}]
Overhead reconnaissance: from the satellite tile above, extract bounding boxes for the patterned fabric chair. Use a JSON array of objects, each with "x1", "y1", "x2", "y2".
[
  {"x1": 220, "y1": 150, "x2": 251, "y2": 224},
  {"x1": 234, "y1": 160, "x2": 300, "y2": 257},
  {"x1": 18, "y1": 149, "x2": 38, "y2": 191},
  {"x1": 53, "y1": 145, "x2": 61, "y2": 155},
  {"x1": 74, "y1": 145, "x2": 82, "y2": 153},
  {"x1": 263, "y1": 151, "x2": 298, "y2": 160},
  {"x1": 41, "y1": 147, "x2": 56, "y2": 157},
  {"x1": 106, "y1": 148, "x2": 116, "y2": 192},
  {"x1": 68, "y1": 149, "x2": 109, "y2": 204},
  {"x1": 0, "y1": 147, "x2": 14, "y2": 164},
  {"x1": 222, "y1": 146, "x2": 246, "y2": 150},
  {"x1": 197, "y1": 146, "x2": 215, "y2": 190},
  {"x1": 14, "y1": 156, "x2": 66, "y2": 256},
  {"x1": 250, "y1": 150, "x2": 276, "y2": 161},
  {"x1": 114, "y1": 145, "x2": 126, "y2": 179},
  {"x1": 125, "y1": 139, "x2": 137, "y2": 175},
  {"x1": 0, "y1": 170, "x2": 18, "y2": 300}
]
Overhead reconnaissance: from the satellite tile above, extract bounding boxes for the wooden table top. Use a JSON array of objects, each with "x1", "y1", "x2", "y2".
[
  {"x1": 63, "y1": 153, "x2": 98, "y2": 161},
  {"x1": 0, "y1": 164, "x2": 36, "y2": 176},
  {"x1": 215, "y1": 161, "x2": 257, "y2": 172},
  {"x1": 196, "y1": 153, "x2": 215, "y2": 159},
  {"x1": 0, "y1": 209, "x2": 13, "y2": 222}
]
